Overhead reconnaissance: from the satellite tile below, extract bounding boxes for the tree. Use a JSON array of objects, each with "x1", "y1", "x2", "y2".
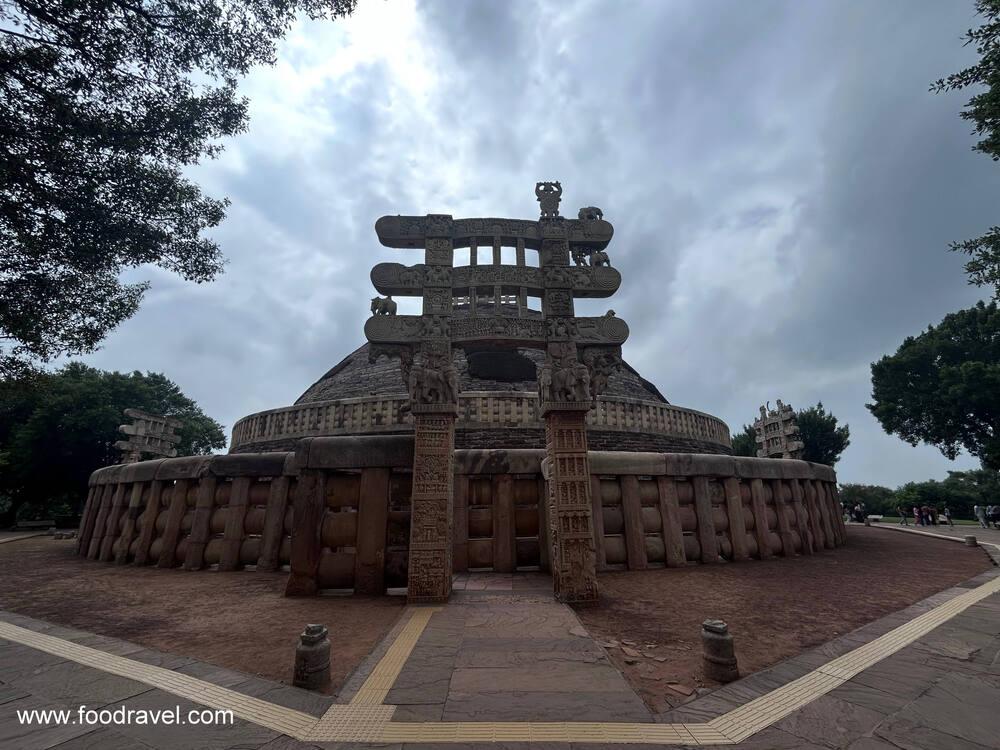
[
  {"x1": 0, "y1": 0, "x2": 355, "y2": 373},
  {"x1": 731, "y1": 424, "x2": 757, "y2": 457},
  {"x1": 0, "y1": 363, "x2": 225, "y2": 527},
  {"x1": 838, "y1": 484, "x2": 896, "y2": 516},
  {"x1": 932, "y1": 0, "x2": 1000, "y2": 296},
  {"x1": 868, "y1": 301, "x2": 1000, "y2": 469},
  {"x1": 797, "y1": 402, "x2": 850, "y2": 466}
]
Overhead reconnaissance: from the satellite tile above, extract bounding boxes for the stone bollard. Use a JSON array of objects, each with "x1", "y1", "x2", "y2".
[
  {"x1": 965, "y1": 535, "x2": 978, "y2": 547},
  {"x1": 293, "y1": 624, "x2": 330, "y2": 690},
  {"x1": 701, "y1": 619, "x2": 739, "y2": 683}
]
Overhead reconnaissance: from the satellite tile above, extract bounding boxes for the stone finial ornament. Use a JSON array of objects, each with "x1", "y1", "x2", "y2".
[
  {"x1": 535, "y1": 181, "x2": 563, "y2": 219},
  {"x1": 578, "y1": 206, "x2": 603, "y2": 221}
]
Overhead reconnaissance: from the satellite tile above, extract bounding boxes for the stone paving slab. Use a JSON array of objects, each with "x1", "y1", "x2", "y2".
[{"x1": 1, "y1": 560, "x2": 999, "y2": 748}]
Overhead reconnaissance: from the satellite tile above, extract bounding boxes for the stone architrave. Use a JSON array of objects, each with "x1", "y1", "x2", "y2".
[
  {"x1": 115, "y1": 408, "x2": 182, "y2": 464},
  {"x1": 368, "y1": 185, "x2": 628, "y2": 604},
  {"x1": 753, "y1": 400, "x2": 804, "y2": 459}
]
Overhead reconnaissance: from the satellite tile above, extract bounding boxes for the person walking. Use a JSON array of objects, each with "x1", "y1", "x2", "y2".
[
  {"x1": 975, "y1": 504, "x2": 988, "y2": 529},
  {"x1": 913, "y1": 506, "x2": 920, "y2": 526},
  {"x1": 897, "y1": 505, "x2": 909, "y2": 526},
  {"x1": 943, "y1": 505, "x2": 954, "y2": 528},
  {"x1": 990, "y1": 505, "x2": 1000, "y2": 529}
]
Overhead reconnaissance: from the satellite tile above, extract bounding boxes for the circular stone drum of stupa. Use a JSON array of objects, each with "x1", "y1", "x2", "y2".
[
  {"x1": 229, "y1": 307, "x2": 731, "y2": 455},
  {"x1": 76, "y1": 191, "x2": 845, "y2": 600}
]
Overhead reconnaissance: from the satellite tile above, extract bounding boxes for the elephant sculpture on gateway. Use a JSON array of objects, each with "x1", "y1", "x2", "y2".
[
  {"x1": 570, "y1": 248, "x2": 612, "y2": 267},
  {"x1": 371, "y1": 296, "x2": 397, "y2": 316}
]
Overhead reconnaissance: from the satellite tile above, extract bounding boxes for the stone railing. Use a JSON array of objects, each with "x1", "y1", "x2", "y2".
[
  {"x1": 230, "y1": 393, "x2": 731, "y2": 452},
  {"x1": 77, "y1": 438, "x2": 843, "y2": 595}
]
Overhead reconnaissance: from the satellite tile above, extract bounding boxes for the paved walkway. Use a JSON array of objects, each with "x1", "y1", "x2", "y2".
[
  {"x1": 870, "y1": 520, "x2": 1000, "y2": 547},
  {"x1": 0, "y1": 541, "x2": 998, "y2": 748}
]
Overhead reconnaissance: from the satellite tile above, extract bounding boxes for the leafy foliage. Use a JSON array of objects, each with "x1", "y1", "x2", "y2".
[
  {"x1": 868, "y1": 301, "x2": 1000, "y2": 469},
  {"x1": 796, "y1": 402, "x2": 850, "y2": 466},
  {"x1": 732, "y1": 403, "x2": 849, "y2": 465},
  {"x1": 0, "y1": 0, "x2": 355, "y2": 371},
  {"x1": 839, "y1": 484, "x2": 896, "y2": 516},
  {"x1": 730, "y1": 423, "x2": 757, "y2": 457},
  {"x1": 0, "y1": 362, "x2": 225, "y2": 526},
  {"x1": 840, "y1": 470, "x2": 1000, "y2": 520},
  {"x1": 932, "y1": 0, "x2": 1000, "y2": 295}
]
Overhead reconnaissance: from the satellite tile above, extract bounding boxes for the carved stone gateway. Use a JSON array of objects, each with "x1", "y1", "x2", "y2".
[
  {"x1": 754, "y1": 400, "x2": 805, "y2": 459},
  {"x1": 115, "y1": 408, "x2": 182, "y2": 464},
  {"x1": 365, "y1": 184, "x2": 628, "y2": 604}
]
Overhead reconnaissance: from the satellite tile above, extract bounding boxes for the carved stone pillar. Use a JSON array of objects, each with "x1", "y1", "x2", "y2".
[
  {"x1": 542, "y1": 400, "x2": 599, "y2": 605},
  {"x1": 408, "y1": 404, "x2": 457, "y2": 603}
]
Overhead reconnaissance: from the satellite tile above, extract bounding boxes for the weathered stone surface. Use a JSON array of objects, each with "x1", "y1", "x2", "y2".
[
  {"x1": 453, "y1": 449, "x2": 544, "y2": 475},
  {"x1": 298, "y1": 435, "x2": 415, "y2": 470},
  {"x1": 209, "y1": 452, "x2": 287, "y2": 478}
]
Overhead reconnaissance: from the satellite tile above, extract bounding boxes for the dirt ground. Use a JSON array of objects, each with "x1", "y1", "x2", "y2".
[
  {"x1": 0, "y1": 529, "x2": 992, "y2": 711},
  {"x1": 0, "y1": 538, "x2": 403, "y2": 694},
  {"x1": 576, "y1": 526, "x2": 994, "y2": 712}
]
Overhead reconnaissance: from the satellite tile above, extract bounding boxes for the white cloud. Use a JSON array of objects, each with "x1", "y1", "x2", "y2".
[{"x1": 81, "y1": 0, "x2": 993, "y2": 487}]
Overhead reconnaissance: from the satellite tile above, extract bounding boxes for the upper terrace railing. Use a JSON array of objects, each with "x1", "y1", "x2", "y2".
[{"x1": 229, "y1": 393, "x2": 732, "y2": 452}]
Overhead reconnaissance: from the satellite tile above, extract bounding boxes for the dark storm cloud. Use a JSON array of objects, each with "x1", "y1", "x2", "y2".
[{"x1": 81, "y1": 0, "x2": 992, "y2": 485}]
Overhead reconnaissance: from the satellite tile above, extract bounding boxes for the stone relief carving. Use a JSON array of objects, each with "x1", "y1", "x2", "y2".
[
  {"x1": 571, "y1": 248, "x2": 589, "y2": 267},
  {"x1": 425, "y1": 215, "x2": 453, "y2": 237},
  {"x1": 452, "y1": 265, "x2": 540, "y2": 287},
  {"x1": 367, "y1": 313, "x2": 625, "y2": 345},
  {"x1": 421, "y1": 316, "x2": 450, "y2": 339},
  {"x1": 581, "y1": 347, "x2": 623, "y2": 400},
  {"x1": 408, "y1": 350, "x2": 458, "y2": 405},
  {"x1": 424, "y1": 266, "x2": 451, "y2": 286},
  {"x1": 364, "y1": 314, "x2": 423, "y2": 343},
  {"x1": 539, "y1": 342, "x2": 590, "y2": 403},
  {"x1": 377, "y1": 214, "x2": 612, "y2": 247},
  {"x1": 590, "y1": 250, "x2": 611, "y2": 267},
  {"x1": 450, "y1": 316, "x2": 547, "y2": 342},
  {"x1": 546, "y1": 316, "x2": 578, "y2": 340},
  {"x1": 578, "y1": 206, "x2": 604, "y2": 221},
  {"x1": 422, "y1": 288, "x2": 451, "y2": 314},
  {"x1": 371, "y1": 263, "x2": 425, "y2": 290},
  {"x1": 535, "y1": 181, "x2": 563, "y2": 219},
  {"x1": 543, "y1": 267, "x2": 574, "y2": 288},
  {"x1": 370, "y1": 296, "x2": 397, "y2": 316},
  {"x1": 544, "y1": 290, "x2": 574, "y2": 317},
  {"x1": 368, "y1": 343, "x2": 414, "y2": 384}
]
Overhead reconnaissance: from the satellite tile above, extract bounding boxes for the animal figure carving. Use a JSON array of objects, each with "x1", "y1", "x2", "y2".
[
  {"x1": 371, "y1": 296, "x2": 397, "y2": 315},
  {"x1": 578, "y1": 206, "x2": 604, "y2": 221},
  {"x1": 590, "y1": 250, "x2": 611, "y2": 267}
]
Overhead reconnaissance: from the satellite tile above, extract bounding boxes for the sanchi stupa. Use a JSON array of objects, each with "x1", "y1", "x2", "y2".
[{"x1": 77, "y1": 184, "x2": 845, "y2": 604}]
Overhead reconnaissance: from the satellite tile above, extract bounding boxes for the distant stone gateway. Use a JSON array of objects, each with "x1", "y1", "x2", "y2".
[{"x1": 77, "y1": 186, "x2": 845, "y2": 601}]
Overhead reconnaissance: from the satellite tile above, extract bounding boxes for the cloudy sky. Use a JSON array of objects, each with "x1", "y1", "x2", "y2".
[{"x1": 81, "y1": 0, "x2": 997, "y2": 488}]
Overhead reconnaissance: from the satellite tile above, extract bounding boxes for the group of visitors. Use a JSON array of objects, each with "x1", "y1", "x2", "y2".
[
  {"x1": 889, "y1": 504, "x2": 954, "y2": 527},
  {"x1": 974, "y1": 505, "x2": 1000, "y2": 529}
]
